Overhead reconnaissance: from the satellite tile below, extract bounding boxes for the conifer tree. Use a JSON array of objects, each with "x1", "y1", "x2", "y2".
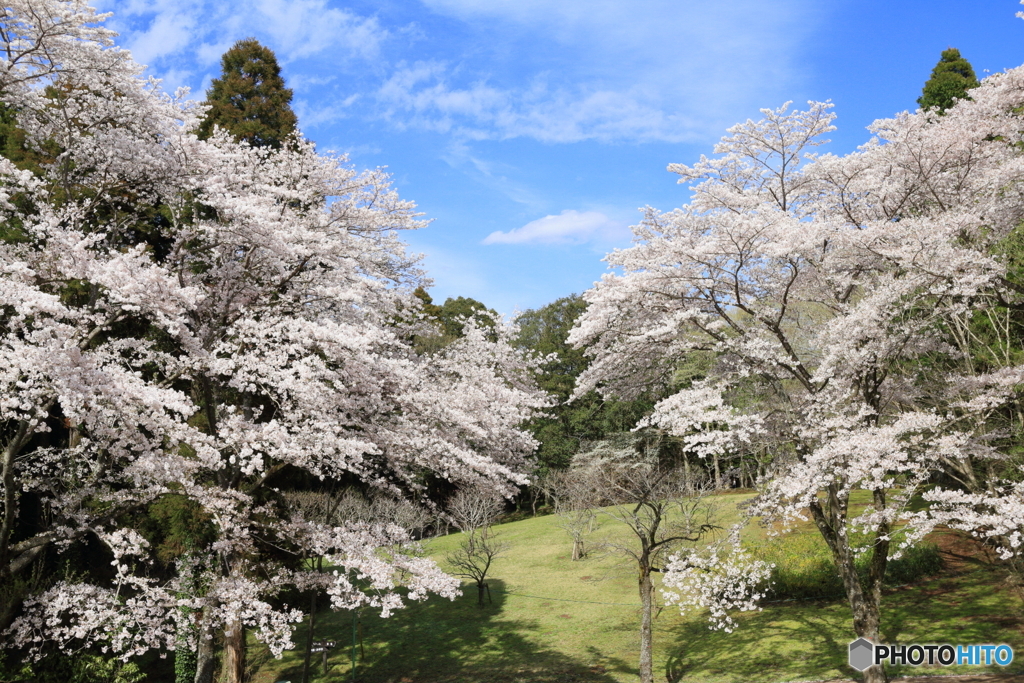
[
  {"x1": 197, "y1": 38, "x2": 298, "y2": 148},
  {"x1": 918, "y1": 47, "x2": 980, "y2": 113}
]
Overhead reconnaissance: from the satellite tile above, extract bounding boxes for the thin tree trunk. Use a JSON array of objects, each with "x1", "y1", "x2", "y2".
[
  {"x1": 301, "y1": 588, "x2": 317, "y2": 683},
  {"x1": 0, "y1": 421, "x2": 31, "y2": 584},
  {"x1": 638, "y1": 563, "x2": 655, "y2": 683},
  {"x1": 301, "y1": 556, "x2": 323, "y2": 683}
]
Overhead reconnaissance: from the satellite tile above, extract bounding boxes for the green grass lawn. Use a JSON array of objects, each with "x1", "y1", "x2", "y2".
[{"x1": 252, "y1": 493, "x2": 1024, "y2": 683}]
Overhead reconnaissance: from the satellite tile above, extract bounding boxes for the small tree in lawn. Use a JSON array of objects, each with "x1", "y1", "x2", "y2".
[
  {"x1": 540, "y1": 468, "x2": 599, "y2": 561},
  {"x1": 445, "y1": 489, "x2": 509, "y2": 606},
  {"x1": 571, "y1": 434, "x2": 769, "y2": 683}
]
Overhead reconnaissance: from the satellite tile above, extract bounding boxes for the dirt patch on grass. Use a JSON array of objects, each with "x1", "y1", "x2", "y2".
[
  {"x1": 926, "y1": 528, "x2": 1024, "y2": 607},
  {"x1": 929, "y1": 529, "x2": 998, "y2": 574}
]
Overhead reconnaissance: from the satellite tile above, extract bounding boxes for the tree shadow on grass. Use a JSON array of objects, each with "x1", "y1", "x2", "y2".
[
  {"x1": 662, "y1": 561, "x2": 1024, "y2": 683},
  {"x1": 663, "y1": 601, "x2": 853, "y2": 683},
  {"x1": 267, "y1": 579, "x2": 626, "y2": 683}
]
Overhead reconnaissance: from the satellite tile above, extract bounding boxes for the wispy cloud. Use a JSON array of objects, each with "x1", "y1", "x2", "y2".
[
  {"x1": 376, "y1": 0, "x2": 821, "y2": 143},
  {"x1": 483, "y1": 210, "x2": 628, "y2": 245},
  {"x1": 377, "y1": 61, "x2": 703, "y2": 143},
  {"x1": 440, "y1": 139, "x2": 548, "y2": 210},
  {"x1": 97, "y1": 0, "x2": 819, "y2": 143},
  {"x1": 294, "y1": 93, "x2": 360, "y2": 129},
  {"x1": 97, "y1": 0, "x2": 389, "y2": 93}
]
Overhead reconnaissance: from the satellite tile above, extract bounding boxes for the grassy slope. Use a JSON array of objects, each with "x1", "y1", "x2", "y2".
[{"x1": 253, "y1": 493, "x2": 1024, "y2": 683}]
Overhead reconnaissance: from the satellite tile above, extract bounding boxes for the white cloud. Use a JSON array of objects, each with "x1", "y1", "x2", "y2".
[
  {"x1": 483, "y1": 210, "x2": 628, "y2": 245},
  {"x1": 377, "y1": 61, "x2": 706, "y2": 143},
  {"x1": 99, "y1": 0, "x2": 388, "y2": 73},
  {"x1": 121, "y1": 7, "x2": 198, "y2": 67},
  {"x1": 376, "y1": 0, "x2": 821, "y2": 143},
  {"x1": 294, "y1": 93, "x2": 359, "y2": 129},
  {"x1": 251, "y1": 0, "x2": 387, "y2": 62}
]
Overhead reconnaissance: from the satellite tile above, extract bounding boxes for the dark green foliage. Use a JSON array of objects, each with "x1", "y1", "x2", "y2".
[
  {"x1": 412, "y1": 287, "x2": 498, "y2": 354},
  {"x1": 514, "y1": 295, "x2": 657, "y2": 474},
  {"x1": 0, "y1": 101, "x2": 61, "y2": 244},
  {"x1": 197, "y1": 38, "x2": 298, "y2": 148},
  {"x1": 0, "y1": 650, "x2": 145, "y2": 683},
  {"x1": 0, "y1": 102, "x2": 54, "y2": 176},
  {"x1": 173, "y1": 646, "x2": 197, "y2": 683},
  {"x1": 515, "y1": 294, "x2": 589, "y2": 402},
  {"x1": 140, "y1": 494, "x2": 217, "y2": 566},
  {"x1": 758, "y1": 538, "x2": 944, "y2": 602},
  {"x1": 918, "y1": 48, "x2": 980, "y2": 113}
]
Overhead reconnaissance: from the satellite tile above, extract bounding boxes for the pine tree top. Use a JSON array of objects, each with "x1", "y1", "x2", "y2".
[
  {"x1": 198, "y1": 38, "x2": 298, "y2": 148},
  {"x1": 918, "y1": 47, "x2": 980, "y2": 114}
]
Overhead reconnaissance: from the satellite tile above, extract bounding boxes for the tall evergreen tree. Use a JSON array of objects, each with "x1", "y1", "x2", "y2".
[
  {"x1": 918, "y1": 47, "x2": 980, "y2": 113},
  {"x1": 197, "y1": 38, "x2": 298, "y2": 148}
]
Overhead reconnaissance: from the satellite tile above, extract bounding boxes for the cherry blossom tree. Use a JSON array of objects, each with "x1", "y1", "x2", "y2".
[
  {"x1": 571, "y1": 76, "x2": 1024, "y2": 682},
  {"x1": 0, "y1": 2, "x2": 547, "y2": 681}
]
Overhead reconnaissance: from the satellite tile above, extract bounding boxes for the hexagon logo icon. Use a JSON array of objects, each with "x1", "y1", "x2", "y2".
[{"x1": 849, "y1": 638, "x2": 874, "y2": 671}]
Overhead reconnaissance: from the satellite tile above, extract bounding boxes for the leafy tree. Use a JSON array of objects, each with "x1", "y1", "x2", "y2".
[
  {"x1": 412, "y1": 288, "x2": 499, "y2": 354},
  {"x1": 918, "y1": 47, "x2": 979, "y2": 113},
  {"x1": 197, "y1": 38, "x2": 298, "y2": 148}
]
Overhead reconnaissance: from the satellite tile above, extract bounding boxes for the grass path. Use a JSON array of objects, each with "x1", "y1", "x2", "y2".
[{"x1": 253, "y1": 494, "x2": 1024, "y2": 683}]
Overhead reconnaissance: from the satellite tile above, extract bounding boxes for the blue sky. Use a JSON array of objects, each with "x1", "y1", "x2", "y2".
[{"x1": 95, "y1": 0, "x2": 1024, "y2": 315}]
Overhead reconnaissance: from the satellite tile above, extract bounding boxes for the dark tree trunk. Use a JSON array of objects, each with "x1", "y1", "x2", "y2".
[{"x1": 808, "y1": 490, "x2": 889, "y2": 683}]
